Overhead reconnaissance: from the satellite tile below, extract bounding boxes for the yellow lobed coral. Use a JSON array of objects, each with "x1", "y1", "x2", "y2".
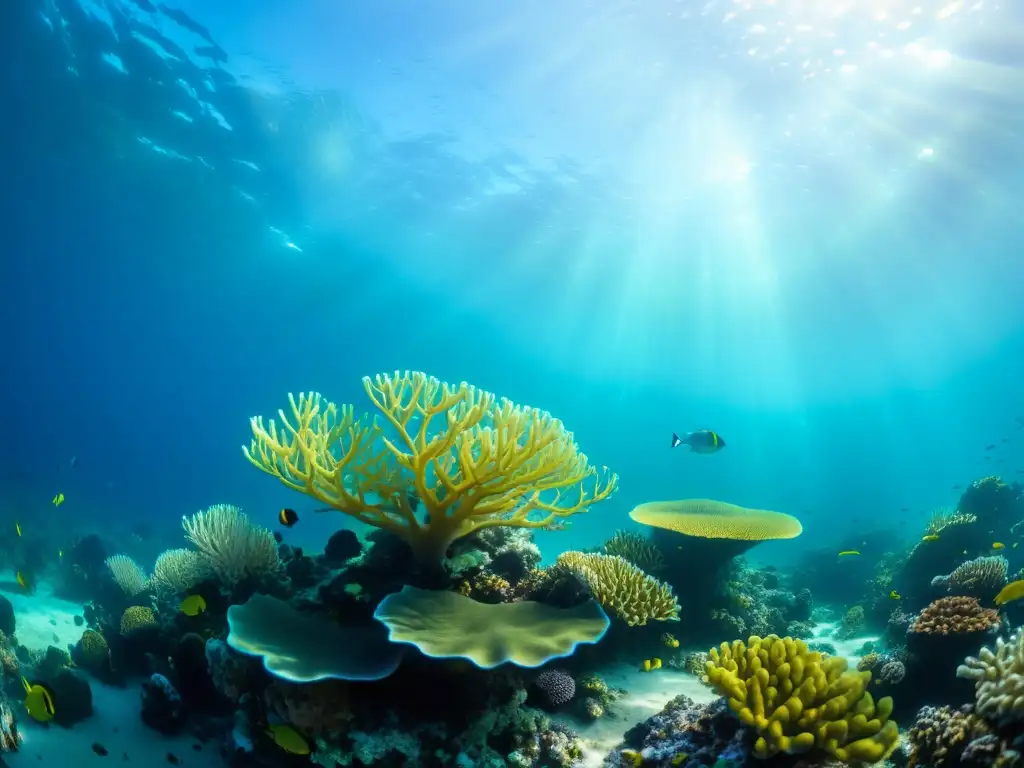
[
  {"x1": 120, "y1": 606, "x2": 157, "y2": 637},
  {"x1": 556, "y1": 551, "x2": 680, "y2": 626},
  {"x1": 705, "y1": 635, "x2": 900, "y2": 762},
  {"x1": 244, "y1": 372, "x2": 618, "y2": 564}
]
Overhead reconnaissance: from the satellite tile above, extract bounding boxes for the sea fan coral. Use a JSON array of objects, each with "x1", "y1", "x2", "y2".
[
  {"x1": 104, "y1": 554, "x2": 148, "y2": 596},
  {"x1": 183, "y1": 504, "x2": 281, "y2": 587},
  {"x1": 945, "y1": 556, "x2": 1008, "y2": 598},
  {"x1": 602, "y1": 530, "x2": 664, "y2": 572},
  {"x1": 555, "y1": 551, "x2": 680, "y2": 626},
  {"x1": 909, "y1": 596, "x2": 1000, "y2": 635},
  {"x1": 150, "y1": 548, "x2": 209, "y2": 594}
]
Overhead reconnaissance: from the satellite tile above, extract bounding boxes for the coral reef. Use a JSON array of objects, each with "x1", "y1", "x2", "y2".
[
  {"x1": 244, "y1": 372, "x2": 618, "y2": 565},
  {"x1": 958, "y1": 629, "x2": 1024, "y2": 726},
  {"x1": 554, "y1": 551, "x2": 680, "y2": 626},
  {"x1": 182, "y1": 504, "x2": 281, "y2": 587},
  {"x1": 906, "y1": 704, "x2": 991, "y2": 768},
  {"x1": 910, "y1": 597, "x2": 1000, "y2": 635},
  {"x1": 532, "y1": 670, "x2": 575, "y2": 708},
  {"x1": 705, "y1": 634, "x2": 899, "y2": 761},
  {"x1": 602, "y1": 530, "x2": 664, "y2": 573},
  {"x1": 941, "y1": 556, "x2": 1009, "y2": 600},
  {"x1": 836, "y1": 605, "x2": 866, "y2": 640}
]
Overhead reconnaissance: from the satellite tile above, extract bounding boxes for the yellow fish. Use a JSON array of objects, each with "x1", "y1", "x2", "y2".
[
  {"x1": 179, "y1": 595, "x2": 207, "y2": 617},
  {"x1": 267, "y1": 724, "x2": 310, "y2": 755},
  {"x1": 922, "y1": 534, "x2": 940, "y2": 542},
  {"x1": 16, "y1": 572, "x2": 33, "y2": 593},
  {"x1": 51, "y1": 493, "x2": 64, "y2": 507},
  {"x1": 642, "y1": 659, "x2": 652, "y2": 672},
  {"x1": 21, "y1": 677, "x2": 55, "y2": 722},
  {"x1": 652, "y1": 657, "x2": 662, "y2": 669},
  {"x1": 994, "y1": 579, "x2": 1024, "y2": 606},
  {"x1": 14, "y1": 522, "x2": 21, "y2": 538},
  {"x1": 661, "y1": 632, "x2": 679, "y2": 648},
  {"x1": 889, "y1": 590, "x2": 901, "y2": 600},
  {"x1": 838, "y1": 550, "x2": 860, "y2": 557},
  {"x1": 993, "y1": 542, "x2": 1005, "y2": 550}
]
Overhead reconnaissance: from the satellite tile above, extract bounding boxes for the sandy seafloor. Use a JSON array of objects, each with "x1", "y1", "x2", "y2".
[
  {"x1": 0, "y1": 581, "x2": 880, "y2": 768},
  {"x1": 566, "y1": 621, "x2": 881, "y2": 767},
  {"x1": 0, "y1": 579, "x2": 223, "y2": 767}
]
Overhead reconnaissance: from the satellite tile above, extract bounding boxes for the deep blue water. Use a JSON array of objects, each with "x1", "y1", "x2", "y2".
[{"x1": 3, "y1": 0, "x2": 1024, "y2": 567}]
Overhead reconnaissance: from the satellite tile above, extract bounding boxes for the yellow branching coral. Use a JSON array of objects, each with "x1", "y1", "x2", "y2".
[
  {"x1": 244, "y1": 371, "x2": 618, "y2": 564},
  {"x1": 556, "y1": 551, "x2": 680, "y2": 626},
  {"x1": 706, "y1": 635, "x2": 900, "y2": 763}
]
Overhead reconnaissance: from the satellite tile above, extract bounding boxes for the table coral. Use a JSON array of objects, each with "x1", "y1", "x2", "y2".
[{"x1": 705, "y1": 634, "x2": 900, "y2": 762}]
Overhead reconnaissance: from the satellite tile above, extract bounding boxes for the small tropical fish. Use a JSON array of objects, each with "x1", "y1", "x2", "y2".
[
  {"x1": 995, "y1": 580, "x2": 1024, "y2": 606},
  {"x1": 838, "y1": 550, "x2": 860, "y2": 557},
  {"x1": 652, "y1": 657, "x2": 662, "y2": 669},
  {"x1": 900, "y1": 507, "x2": 909, "y2": 512},
  {"x1": 180, "y1": 595, "x2": 207, "y2": 617},
  {"x1": 993, "y1": 542, "x2": 1005, "y2": 550},
  {"x1": 278, "y1": 508, "x2": 299, "y2": 528},
  {"x1": 963, "y1": 550, "x2": 969, "y2": 555},
  {"x1": 985, "y1": 444, "x2": 996, "y2": 451},
  {"x1": 92, "y1": 743, "x2": 109, "y2": 757},
  {"x1": 16, "y1": 572, "x2": 33, "y2": 592},
  {"x1": 889, "y1": 590, "x2": 901, "y2": 600},
  {"x1": 14, "y1": 522, "x2": 21, "y2": 537},
  {"x1": 52, "y1": 493, "x2": 64, "y2": 507},
  {"x1": 267, "y1": 723, "x2": 310, "y2": 755},
  {"x1": 671, "y1": 430, "x2": 726, "y2": 454},
  {"x1": 661, "y1": 632, "x2": 680, "y2": 648},
  {"x1": 922, "y1": 534, "x2": 940, "y2": 542},
  {"x1": 22, "y1": 677, "x2": 55, "y2": 722}
]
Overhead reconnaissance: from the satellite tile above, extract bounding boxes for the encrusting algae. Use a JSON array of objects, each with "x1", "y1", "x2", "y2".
[{"x1": 705, "y1": 635, "x2": 900, "y2": 762}]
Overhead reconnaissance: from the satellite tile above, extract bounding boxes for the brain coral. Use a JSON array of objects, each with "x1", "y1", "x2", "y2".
[
  {"x1": 909, "y1": 597, "x2": 1000, "y2": 635},
  {"x1": 120, "y1": 606, "x2": 157, "y2": 636},
  {"x1": 957, "y1": 629, "x2": 1024, "y2": 726},
  {"x1": 555, "y1": 551, "x2": 680, "y2": 626},
  {"x1": 705, "y1": 634, "x2": 900, "y2": 762}
]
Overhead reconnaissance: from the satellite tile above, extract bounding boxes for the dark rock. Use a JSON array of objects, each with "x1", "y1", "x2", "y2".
[
  {"x1": 324, "y1": 530, "x2": 362, "y2": 564},
  {"x1": 48, "y1": 669, "x2": 93, "y2": 726},
  {"x1": 141, "y1": 673, "x2": 185, "y2": 734},
  {"x1": 73, "y1": 615, "x2": 84, "y2": 627},
  {"x1": 0, "y1": 596, "x2": 15, "y2": 636},
  {"x1": 171, "y1": 633, "x2": 221, "y2": 711}
]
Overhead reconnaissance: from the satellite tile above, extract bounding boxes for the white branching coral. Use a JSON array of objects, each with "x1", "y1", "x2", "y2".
[
  {"x1": 957, "y1": 628, "x2": 1024, "y2": 725},
  {"x1": 104, "y1": 554, "x2": 149, "y2": 596},
  {"x1": 150, "y1": 548, "x2": 210, "y2": 594},
  {"x1": 183, "y1": 504, "x2": 281, "y2": 587}
]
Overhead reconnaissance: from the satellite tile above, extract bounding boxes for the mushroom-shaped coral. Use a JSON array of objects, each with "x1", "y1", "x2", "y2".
[
  {"x1": 909, "y1": 596, "x2": 1000, "y2": 636},
  {"x1": 704, "y1": 634, "x2": 900, "y2": 762},
  {"x1": 957, "y1": 628, "x2": 1024, "y2": 726},
  {"x1": 555, "y1": 551, "x2": 679, "y2": 626},
  {"x1": 373, "y1": 586, "x2": 610, "y2": 668},
  {"x1": 226, "y1": 593, "x2": 403, "y2": 682},
  {"x1": 244, "y1": 372, "x2": 618, "y2": 565},
  {"x1": 630, "y1": 499, "x2": 802, "y2": 589}
]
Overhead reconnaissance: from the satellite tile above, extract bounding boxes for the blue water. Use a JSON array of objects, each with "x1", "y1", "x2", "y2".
[{"x1": 3, "y1": 0, "x2": 1024, "y2": 567}]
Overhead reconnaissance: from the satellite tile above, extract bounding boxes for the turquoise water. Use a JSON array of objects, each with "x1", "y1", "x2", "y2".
[{"x1": 4, "y1": 0, "x2": 1023, "y2": 565}]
